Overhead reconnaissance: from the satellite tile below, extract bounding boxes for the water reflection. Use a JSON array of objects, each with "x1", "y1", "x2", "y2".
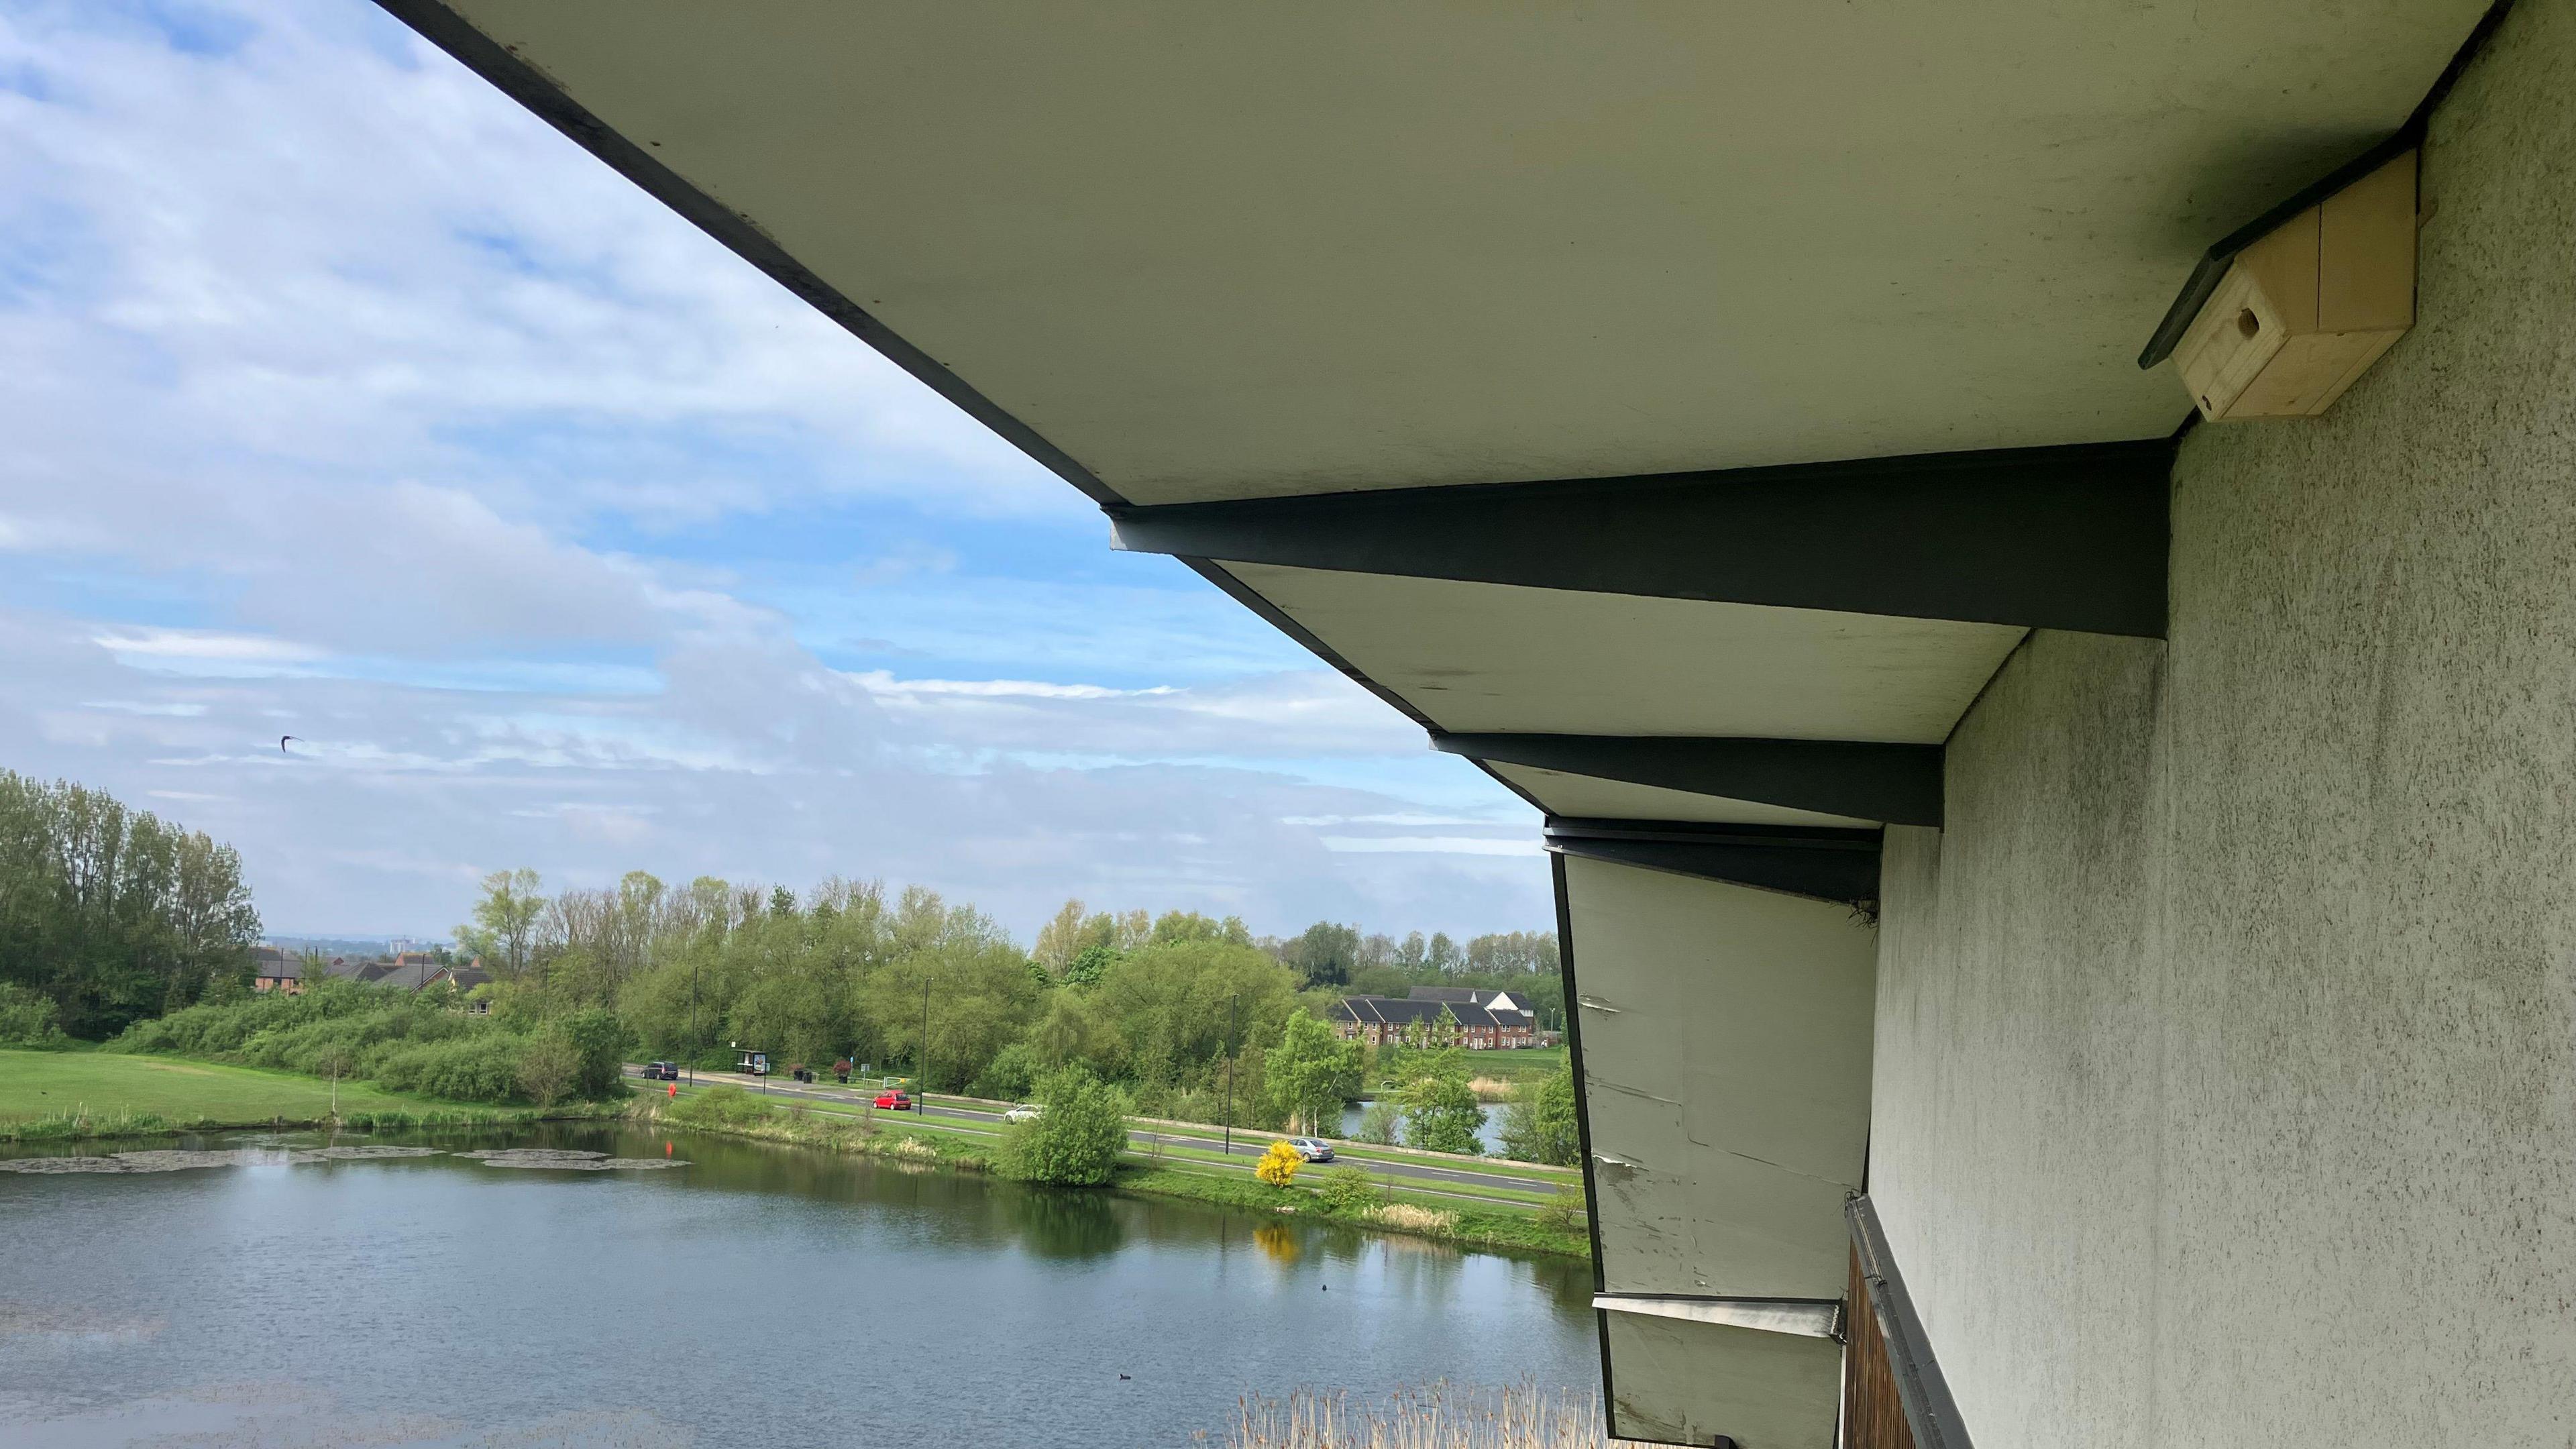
[
  {"x1": 1253, "y1": 1220, "x2": 1300, "y2": 1264},
  {"x1": 0, "y1": 1124, "x2": 1598, "y2": 1448},
  {"x1": 1017, "y1": 1185, "x2": 1128, "y2": 1258}
]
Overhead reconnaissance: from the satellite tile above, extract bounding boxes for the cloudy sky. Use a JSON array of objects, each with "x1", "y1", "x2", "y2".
[{"x1": 0, "y1": 0, "x2": 1550, "y2": 941}]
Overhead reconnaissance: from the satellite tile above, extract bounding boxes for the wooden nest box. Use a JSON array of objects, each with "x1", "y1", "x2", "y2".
[{"x1": 2143, "y1": 146, "x2": 2418, "y2": 421}]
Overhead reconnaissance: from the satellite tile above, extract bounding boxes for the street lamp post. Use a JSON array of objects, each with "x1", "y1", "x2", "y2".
[
  {"x1": 918, "y1": 972, "x2": 932, "y2": 1116},
  {"x1": 1222, "y1": 993, "x2": 1239, "y2": 1157}
]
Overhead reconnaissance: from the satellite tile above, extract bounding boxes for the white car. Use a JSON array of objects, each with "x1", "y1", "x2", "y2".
[
  {"x1": 1004, "y1": 1103, "x2": 1044, "y2": 1122},
  {"x1": 1287, "y1": 1136, "x2": 1334, "y2": 1163}
]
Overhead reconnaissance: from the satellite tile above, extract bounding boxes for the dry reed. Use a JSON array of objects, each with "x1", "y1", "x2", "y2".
[
  {"x1": 1365, "y1": 1202, "x2": 1459, "y2": 1234},
  {"x1": 1228, "y1": 1382, "x2": 1642, "y2": 1449}
]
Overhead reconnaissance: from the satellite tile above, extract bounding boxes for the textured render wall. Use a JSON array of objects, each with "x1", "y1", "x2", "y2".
[{"x1": 1870, "y1": 3, "x2": 2576, "y2": 1445}]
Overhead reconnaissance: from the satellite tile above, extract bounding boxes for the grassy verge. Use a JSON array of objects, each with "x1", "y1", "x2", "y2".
[
  {"x1": 649, "y1": 1081, "x2": 1558, "y2": 1209},
  {"x1": 1129, "y1": 1114, "x2": 1579, "y2": 1183},
  {"x1": 629, "y1": 1090, "x2": 999, "y2": 1173},
  {"x1": 631, "y1": 1085, "x2": 1589, "y2": 1259},
  {"x1": 1116, "y1": 1166, "x2": 1588, "y2": 1259},
  {"x1": 0, "y1": 1048, "x2": 622, "y2": 1143}
]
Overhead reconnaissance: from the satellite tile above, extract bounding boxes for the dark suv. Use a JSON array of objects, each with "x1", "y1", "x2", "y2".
[{"x1": 641, "y1": 1061, "x2": 680, "y2": 1081}]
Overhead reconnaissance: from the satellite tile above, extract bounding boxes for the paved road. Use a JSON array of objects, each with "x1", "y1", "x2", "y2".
[{"x1": 625, "y1": 1066, "x2": 1566, "y2": 1196}]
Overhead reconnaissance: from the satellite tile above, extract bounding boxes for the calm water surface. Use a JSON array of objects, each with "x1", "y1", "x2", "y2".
[{"x1": 0, "y1": 1123, "x2": 1595, "y2": 1447}]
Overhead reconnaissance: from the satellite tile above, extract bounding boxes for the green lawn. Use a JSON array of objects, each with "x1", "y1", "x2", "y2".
[
  {"x1": 0, "y1": 1049, "x2": 500, "y2": 1128},
  {"x1": 1454, "y1": 1043, "x2": 1569, "y2": 1087},
  {"x1": 657, "y1": 1081, "x2": 1563, "y2": 1209}
]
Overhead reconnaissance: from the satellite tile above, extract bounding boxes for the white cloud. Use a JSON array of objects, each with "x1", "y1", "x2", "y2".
[
  {"x1": 0, "y1": 2, "x2": 1551, "y2": 941},
  {"x1": 1322, "y1": 837, "x2": 1546, "y2": 857}
]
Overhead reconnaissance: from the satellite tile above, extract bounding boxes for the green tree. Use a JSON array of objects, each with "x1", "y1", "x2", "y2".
[
  {"x1": 455, "y1": 868, "x2": 545, "y2": 979},
  {"x1": 1064, "y1": 941, "x2": 1120, "y2": 987},
  {"x1": 1002, "y1": 1064, "x2": 1131, "y2": 1185},
  {"x1": 1499, "y1": 1059, "x2": 1580, "y2": 1165},
  {"x1": 1281, "y1": 921, "x2": 1362, "y2": 987},
  {"x1": 1265, "y1": 1010, "x2": 1361, "y2": 1133},
  {"x1": 1399, "y1": 1047, "x2": 1483, "y2": 1155},
  {"x1": 0, "y1": 771, "x2": 258, "y2": 1037},
  {"x1": 557, "y1": 1008, "x2": 633, "y2": 1099}
]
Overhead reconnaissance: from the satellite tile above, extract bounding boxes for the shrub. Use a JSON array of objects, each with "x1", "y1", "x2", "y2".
[
  {"x1": 556, "y1": 1008, "x2": 633, "y2": 1099},
  {"x1": 1536, "y1": 1185, "x2": 1588, "y2": 1236},
  {"x1": 1314, "y1": 1165, "x2": 1378, "y2": 1215},
  {"x1": 1254, "y1": 1138, "x2": 1302, "y2": 1188},
  {"x1": 0, "y1": 982, "x2": 65, "y2": 1046},
  {"x1": 665, "y1": 1084, "x2": 775, "y2": 1130},
  {"x1": 373, "y1": 1034, "x2": 527, "y2": 1103},
  {"x1": 1000, "y1": 1065, "x2": 1130, "y2": 1186},
  {"x1": 516, "y1": 1034, "x2": 581, "y2": 1108},
  {"x1": 105, "y1": 980, "x2": 637, "y2": 1109},
  {"x1": 1355, "y1": 1099, "x2": 1400, "y2": 1145}
]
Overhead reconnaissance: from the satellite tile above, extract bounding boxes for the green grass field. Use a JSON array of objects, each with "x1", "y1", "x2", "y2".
[
  {"x1": 0, "y1": 1049, "x2": 498, "y2": 1129},
  {"x1": 1454, "y1": 1043, "x2": 1568, "y2": 1087}
]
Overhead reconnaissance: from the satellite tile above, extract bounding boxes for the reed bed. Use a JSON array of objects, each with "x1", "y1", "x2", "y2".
[{"x1": 1228, "y1": 1382, "x2": 1641, "y2": 1449}]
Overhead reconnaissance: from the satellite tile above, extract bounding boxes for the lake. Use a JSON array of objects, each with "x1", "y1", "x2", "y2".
[
  {"x1": 1340, "y1": 1101, "x2": 1513, "y2": 1155},
  {"x1": 0, "y1": 1123, "x2": 1598, "y2": 1446}
]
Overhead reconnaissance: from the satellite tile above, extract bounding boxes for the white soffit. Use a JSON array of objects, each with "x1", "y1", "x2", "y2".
[
  {"x1": 1493, "y1": 765, "x2": 1874, "y2": 830},
  {"x1": 431, "y1": 0, "x2": 2485, "y2": 503},
  {"x1": 1566, "y1": 855, "x2": 1876, "y2": 1301},
  {"x1": 1226, "y1": 563, "x2": 2025, "y2": 742},
  {"x1": 1597, "y1": 1309, "x2": 1844, "y2": 1444},
  {"x1": 1603, "y1": 1313, "x2": 1843, "y2": 1449}
]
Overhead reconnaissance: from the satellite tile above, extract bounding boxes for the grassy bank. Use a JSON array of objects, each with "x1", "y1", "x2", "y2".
[
  {"x1": 0, "y1": 1048, "x2": 622, "y2": 1142},
  {"x1": 631, "y1": 1086, "x2": 1589, "y2": 1260}
]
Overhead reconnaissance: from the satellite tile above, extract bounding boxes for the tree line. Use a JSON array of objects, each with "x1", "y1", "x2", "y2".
[
  {"x1": 0, "y1": 771, "x2": 260, "y2": 1040},
  {"x1": 451, "y1": 869, "x2": 1572, "y2": 1159}
]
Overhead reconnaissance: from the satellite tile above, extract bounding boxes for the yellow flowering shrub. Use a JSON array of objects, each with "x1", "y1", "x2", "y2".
[{"x1": 1255, "y1": 1138, "x2": 1303, "y2": 1187}]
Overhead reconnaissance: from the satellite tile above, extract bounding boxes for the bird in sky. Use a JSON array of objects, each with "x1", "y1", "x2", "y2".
[{"x1": 280, "y1": 735, "x2": 300, "y2": 755}]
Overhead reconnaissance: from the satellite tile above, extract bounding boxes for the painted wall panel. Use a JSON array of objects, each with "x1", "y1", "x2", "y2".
[
  {"x1": 1870, "y1": 5, "x2": 2576, "y2": 1445},
  {"x1": 1566, "y1": 855, "x2": 1876, "y2": 1301}
]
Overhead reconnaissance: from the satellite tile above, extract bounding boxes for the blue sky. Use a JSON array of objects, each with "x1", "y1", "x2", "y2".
[{"x1": 0, "y1": 0, "x2": 1548, "y2": 940}]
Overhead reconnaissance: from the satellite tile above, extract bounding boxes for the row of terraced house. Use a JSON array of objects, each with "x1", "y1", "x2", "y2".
[
  {"x1": 1326, "y1": 987, "x2": 1546, "y2": 1050},
  {"x1": 249, "y1": 947, "x2": 492, "y2": 1001}
]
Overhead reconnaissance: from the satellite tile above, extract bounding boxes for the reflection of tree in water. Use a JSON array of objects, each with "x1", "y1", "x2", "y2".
[
  {"x1": 1014, "y1": 1186, "x2": 1126, "y2": 1259},
  {"x1": 1253, "y1": 1221, "x2": 1299, "y2": 1265}
]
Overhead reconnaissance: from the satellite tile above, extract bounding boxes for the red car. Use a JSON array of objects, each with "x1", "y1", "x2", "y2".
[{"x1": 873, "y1": 1090, "x2": 915, "y2": 1111}]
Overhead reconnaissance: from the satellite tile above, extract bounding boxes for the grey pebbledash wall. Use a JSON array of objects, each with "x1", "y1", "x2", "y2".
[{"x1": 1866, "y1": 2, "x2": 2576, "y2": 1445}]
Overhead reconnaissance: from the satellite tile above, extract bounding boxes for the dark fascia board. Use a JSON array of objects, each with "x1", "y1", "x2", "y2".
[
  {"x1": 371, "y1": 0, "x2": 1124, "y2": 509},
  {"x1": 1544, "y1": 818, "x2": 1882, "y2": 907},
  {"x1": 2137, "y1": 0, "x2": 2516, "y2": 368},
  {"x1": 1436, "y1": 732, "x2": 1943, "y2": 828},
  {"x1": 1551, "y1": 853, "x2": 1621, "y2": 1436},
  {"x1": 1110, "y1": 441, "x2": 2172, "y2": 638},
  {"x1": 1849, "y1": 1195, "x2": 1977, "y2": 1449}
]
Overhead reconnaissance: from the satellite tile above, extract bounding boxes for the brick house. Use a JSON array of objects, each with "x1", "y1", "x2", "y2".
[
  {"x1": 250, "y1": 946, "x2": 304, "y2": 995},
  {"x1": 1328, "y1": 994, "x2": 1537, "y2": 1050}
]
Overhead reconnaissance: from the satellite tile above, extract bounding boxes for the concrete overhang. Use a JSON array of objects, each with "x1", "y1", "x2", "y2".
[{"x1": 368, "y1": 3, "x2": 2504, "y2": 1440}]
